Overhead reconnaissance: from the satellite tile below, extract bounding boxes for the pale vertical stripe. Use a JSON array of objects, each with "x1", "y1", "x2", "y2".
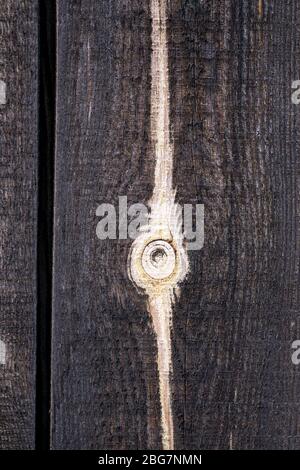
[
  {"x1": 129, "y1": 0, "x2": 188, "y2": 450},
  {"x1": 0, "y1": 340, "x2": 6, "y2": 365},
  {"x1": 149, "y1": 0, "x2": 175, "y2": 449},
  {"x1": 0, "y1": 80, "x2": 6, "y2": 105},
  {"x1": 150, "y1": 0, "x2": 173, "y2": 202}
]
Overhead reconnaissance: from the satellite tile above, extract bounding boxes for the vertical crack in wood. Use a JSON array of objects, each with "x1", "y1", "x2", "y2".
[{"x1": 128, "y1": 0, "x2": 188, "y2": 449}]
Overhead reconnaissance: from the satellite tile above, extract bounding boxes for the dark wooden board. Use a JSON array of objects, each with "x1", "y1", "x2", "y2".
[
  {"x1": 0, "y1": 1, "x2": 38, "y2": 449},
  {"x1": 52, "y1": 0, "x2": 300, "y2": 450},
  {"x1": 52, "y1": 0, "x2": 159, "y2": 450},
  {"x1": 170, "y1": 0, "x2": 300, "y2": 449}
]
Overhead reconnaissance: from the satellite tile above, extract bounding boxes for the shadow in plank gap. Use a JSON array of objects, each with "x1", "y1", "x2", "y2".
[{"x1": 36, "y1": 0, "x2": 56, "y2": 451}]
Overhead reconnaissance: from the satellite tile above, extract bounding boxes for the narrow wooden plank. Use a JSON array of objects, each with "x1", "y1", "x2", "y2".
[
  {"x1": 169, "y1": 0, "x2": 300, "y2": 450},
  {"x1": 52, "y1": 0, "x2": 160, "y2": 449},
  {"x1": 0, "y1": 1, "x2": 38, "y2": 449},
  {"x1": 52, "y1": 0, "x2": 300, "y2": 450}
]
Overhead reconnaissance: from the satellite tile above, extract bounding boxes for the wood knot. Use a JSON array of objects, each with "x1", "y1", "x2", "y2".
[{"x1": 142, "y1": 240, "x2": 176, "y2": 280}]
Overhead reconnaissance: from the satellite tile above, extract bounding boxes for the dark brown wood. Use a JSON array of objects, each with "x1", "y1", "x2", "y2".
[
  {"x1": 0, "y1": 1, "x2": 38, "y2": 449},
  {"x1": 170, "y1": 0, "x2": 300, "y2": 450},
  {"x1": 52, "y1": 0, "x2": 300, "y2": 450},
  {"x1": 52, "y1": 0, "x2": 159, "y2": 450}
]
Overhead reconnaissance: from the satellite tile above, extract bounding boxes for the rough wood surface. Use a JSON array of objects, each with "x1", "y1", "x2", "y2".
[
  {"x1": 0, "y1": 1, "x2": 38, "y2": 449},
  {"x1": 52, "y1": 0, "x2": 300, "y2": 450},
  {"x1": 52, "y1": 0, "x2": 160, "y2": 450},
  {"x1": 170, "y1": 0, "x2": 300, "y2": 450}
]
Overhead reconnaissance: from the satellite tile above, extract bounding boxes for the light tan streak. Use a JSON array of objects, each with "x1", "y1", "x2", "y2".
[
  {"x1": 129, "y1": 0, "x2": 188, "y2": 450},
  {"x1": 149, "y1": 294, "x2": 173, "y2": 449},
  {"x1": 148, "y1": 0, "x2": 176, "y2": 449},
  {"x1": 0, "y1": 339, "x2": 6, "y2": 365},
  {"x1": 150, "y1": 0, "x2": 172, "y2": 201},
  {"x1": 0, "y1": 80, "x2": 6, "y2": 105},
  {"x1": 258, "y1": 0, "x2": 263, "y2": 19}
]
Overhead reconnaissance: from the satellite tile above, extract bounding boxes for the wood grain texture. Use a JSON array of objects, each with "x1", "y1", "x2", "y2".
[
  {"x1": 52, "y1": 0, "x2": 300, "y2": 450},
  {"x1": 0, "y1": 0, "x2": 38, "y2": 449},
  {"x1": 170, "y1": 0, "x2": 300, "y2": 449},
  {"x1": 52, "y1": 0, "x2": 160, "y2": 450}
]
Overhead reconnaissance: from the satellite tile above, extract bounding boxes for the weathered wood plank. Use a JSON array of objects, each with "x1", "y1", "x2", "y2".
[
  {"x1": 170, "y1": 0, "x2": 300, "y2": 450},
  {"x1": 52, "y1": 0, "x2": 300, "y2": 450},
  {"x1": 0, "y1": 1, "x2": 38, "y2": 449},
  {"x1": 52, "y1": 0, "x2": 159, "y2": 450}
]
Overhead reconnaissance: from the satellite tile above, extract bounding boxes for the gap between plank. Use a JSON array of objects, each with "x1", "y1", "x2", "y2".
[{"x1": 36, "y1": 0, "x2": 56, "y2": 451}]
